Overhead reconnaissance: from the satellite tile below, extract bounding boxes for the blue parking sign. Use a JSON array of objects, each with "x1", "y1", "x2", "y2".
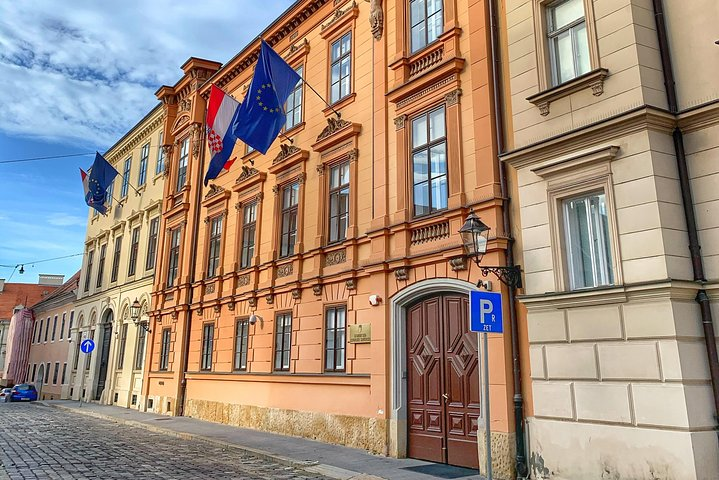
[{"x1": 470, "y1": 290, "x2": 503, "y2": 333}]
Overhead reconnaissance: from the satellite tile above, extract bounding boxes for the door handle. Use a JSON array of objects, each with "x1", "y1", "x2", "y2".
[{"x1": 442, "y1": 393, "x2": 449, "y2": 402}]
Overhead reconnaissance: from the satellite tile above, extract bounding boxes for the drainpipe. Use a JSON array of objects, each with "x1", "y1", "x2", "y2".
[
  {"x1": 488, "y1": 0, "x2": 528, "y2": 477},
  {"x1": 652, "y1": 0, "x2": 719, "y2": 435},
  {"x1": 177, "y1": 117, "x2": 207, "y2": 417}
]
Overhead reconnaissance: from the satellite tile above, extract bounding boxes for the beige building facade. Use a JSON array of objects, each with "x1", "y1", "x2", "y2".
[
  {"x1": 501, "y1": 0, "x2": 719, "y2": 478},
  {"x1": 69, "y1": 105, "x2": 165, "y2": 409}
]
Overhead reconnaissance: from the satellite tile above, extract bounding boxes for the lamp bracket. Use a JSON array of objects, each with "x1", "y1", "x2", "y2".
[{"x1": 479, "y1": 265, "x2": 523, "y2": 289}]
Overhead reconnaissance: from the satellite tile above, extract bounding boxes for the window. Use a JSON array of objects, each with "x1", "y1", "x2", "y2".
[
  {"x1": 206, "y1": 216, "x2": 223, "y2": 278},
  {"x1": 73, "y1": 333, "x2": 81, "y2": 370},
  {"x1": 240, "y1": 202, "x2": 257, "y2": 269},
  {"x1": 44, "y1": 317, "x2": 50, "y2": 342},
  {"x1": 176, "y1": 137, "x2": 189, "y2": 192},
  {"x1": 33, "y1": 322, "x2": 39, "y2": 344},
  {"x1": 328, "y1": 162, "x2": 350, "y2": 243},
  {"x1": 128, "y1": 227, "x2": 140, "y2": 276},
  {"x1": 51, "y1": 315, "x2": 57, "y2": 341},
  {"x1": 84, "y1": 250, "x2": 94, "y2": 292},
  {"x1": 31, "y1": 364, "x2": 37, "y2": 383},
  {"x1": 547, "y1": 0, "x2": 590, "y2": 85},
  {"x1": 121, "y1": 157, "x2": 131, "y2": 198},
  {"x1": 280, "y1": 182, "x2": 299, "y2": 258},
  {"x1": 138, "y1": 143, "x2": 149, "y2": 186},
  {"x1": 330, "y1": 32, "x2": 352, "y2": 104},
  {"x1": 85, "y1": 330, "x2": 94, "y2": 370},
  {"x1": 111, "y1": 236, "x2": 122, "y2": 283},
  {"x1": 325, "y1": 305, "x2": 347, "y2": 372},
  {"x1": 156, "y1": 132, "x2": 165, "y2": 175},
  {"x1": 410, "y1": 0, "x2": 443, "y2": 53},
  {"x1": 146, "y1": 217, "x2": 159, "y2": 270},
  {"x1": 563, "y1": 191, "x2": 613, "y2": 290},
  {"x1": 52, "y1": 362, "x2": 59, "y2": 385},
  {"x1": 274, "y1": 312, "x2": 292, "y2": 371},
  {"x1": 36, "y1": 319, "x2": 43, "y2": 343},
  {"x1": 167, "y1": 228, "x2": 181, "y2": 287},
  {"x1": 159, "y1": 328, "x2": 171, "y2": 371},
  {"x1": 201, "y1": 323, "x2": 214, "y2": 371},
  {"x1": 135, "y1": 324, "x2": 146, "y2": 370},
  {"x1": 117, "y1": 323, "x2": 128, "y2": 369},
  {"x1": 60, "y1": 313, "x2": 65, "y2": 341},
  {"x1": 234, "y1": 319, "x2": 250, "y2": 371},
  {"x1": 285, "y1": 65, "x2": 303, "y2": 130},
  {"x1": 68, "y1": 311, "x2": 74, "y2": 338},
  {"x1": 61, "y1": 363, "x2": 67, "y2": 384},
  {"x1": 96, "y1": 244, "x2": 107, "y2": 289},
  {"x1": 45, "y1": 362, "x2": 50, "y2": 384},
  {"x1": 105, "y1": 180, "x2": 114, "y2": 207},
  {"x1": 412, "y1": 106, "x2": 447, "y2": 217}
]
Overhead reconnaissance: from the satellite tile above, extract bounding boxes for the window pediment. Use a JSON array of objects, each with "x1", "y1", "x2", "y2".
[{"x1": 268, "y1": 144, "x2": 310, "y2": 175}]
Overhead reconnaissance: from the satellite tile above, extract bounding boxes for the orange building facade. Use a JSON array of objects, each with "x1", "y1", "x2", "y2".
[{"x1": 143, "y1": 0, "x2": 526, "y2": 476}]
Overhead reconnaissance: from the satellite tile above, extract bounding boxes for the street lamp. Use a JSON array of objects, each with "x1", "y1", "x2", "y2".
[
  {"x1": 459, "y1": 209, "x2": 522, "y2": 288},
  {"x1": 130, "y1": 298, "x2": 150, "y2": 333}
]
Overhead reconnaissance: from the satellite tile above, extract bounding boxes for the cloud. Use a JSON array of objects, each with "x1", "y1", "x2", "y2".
[
  {"x1": 47, "y1": 213, "x2": 87, "y2": 227},
  {"x1": 0, "y1": 0, "x2": 294, "y2": 148}
]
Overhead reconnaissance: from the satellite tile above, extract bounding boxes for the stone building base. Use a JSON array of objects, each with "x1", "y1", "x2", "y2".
[
  {"x1": 478, "y1": 430, "x2": 516, "y2": 480},
  {"x1": 185, "y1": 399, "x2": 388, "y2": 454}
]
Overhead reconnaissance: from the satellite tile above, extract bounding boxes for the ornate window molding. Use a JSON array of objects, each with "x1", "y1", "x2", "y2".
[{"x1": 527, "y1": 68, "x2": 609, "y2": 116}]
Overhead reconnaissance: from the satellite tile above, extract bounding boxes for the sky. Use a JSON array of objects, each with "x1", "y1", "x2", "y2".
[{"x1": 0, "y1": 0, "x2": 294, "y2": 284}]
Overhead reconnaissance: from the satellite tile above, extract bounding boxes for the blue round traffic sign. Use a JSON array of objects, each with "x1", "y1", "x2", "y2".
[{"x1": 80, "y1": 338, "x2": 95, "y2": 354}]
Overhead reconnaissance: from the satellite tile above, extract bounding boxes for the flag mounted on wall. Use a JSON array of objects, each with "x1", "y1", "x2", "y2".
[
  {"x1": 203, "y1": 84, "x2": 241, "y2": 186},
  {"x1": 81, "y1": 152, "x2": 119, "y2": 215},
  {"x1": 232, "y1": 40, "x2": 301, "y2": 154}
]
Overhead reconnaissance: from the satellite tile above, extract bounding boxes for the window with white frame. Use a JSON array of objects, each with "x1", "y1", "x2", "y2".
[
  {"x1": 139, "y1": 143, "x2": 149, "y2": 186},
  {"x1": 206, "y1": 215, "x2": 223, "y2": 278},
  {"x1": 274, "y1": 312, "x2": 292, "y2": 371},
  {"x1": 285, "y1": 65, "x2": 303, "y2": 130},
  {"x1": 167, "y1": 228, "x2": 181, "y2": 287},
  {"x1": 240, "y1": 202, "x2": 257, "y2": 270},
  {"x1": 156, "y1": 132, "x2": 165, "y2": 175},
  {"x1": 176, "y1": 137, "x2": 189, "y2": 192},
  {"x1": 563, "y1": 191, "x2": 614, "y2": 290},
  {"x1": 328, "y1": 161, "x2": 350, "y2": 243},
  {"x1": 546, "y1": 0, "x2": 590, "y2": 85},
  {"x1": 146, "y1": 217, "x2": 159, "y2": 271},
  {"x1": 410, "y1": 0, "x2": 443, "y2": 54},
  {"x1": 280, "y1": 182, "x2": 299, "y2": 258},
  {"x1": 121, "y1": 158, "x2": 131, "y2": 197},
  {"x1": 330, "y1": 32, "x2": 352, "y2": 104},
  {"x1": 128, "y1": 226, "x2": 140, "y2": 276},
  {"x1": 412, "y1": 106, "x2": 447, "y2": 217},
  {"x1": 324, "y1": 305, "x2": 346, "y2": 372}
]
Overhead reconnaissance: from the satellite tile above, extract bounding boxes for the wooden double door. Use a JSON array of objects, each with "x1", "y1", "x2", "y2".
[{"x1": 407, "y1": 294, "x2": 480, "y2": 469}]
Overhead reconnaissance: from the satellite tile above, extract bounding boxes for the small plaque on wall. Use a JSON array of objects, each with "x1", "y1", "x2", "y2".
[{"x1": 349, "y1": 323, "x2": 372, "y2": 343}]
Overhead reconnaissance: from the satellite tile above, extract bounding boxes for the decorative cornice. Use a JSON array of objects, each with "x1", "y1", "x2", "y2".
[
  {"x1": 204, "y1": 184, "x2": 225, "y2": 200},
  {"x1": 321, "y1": 1, "x2": 357, "y2": 32},
  {"x1": 106, "y1": 112, "x2": 165, "y2": 164},
  {"x1": 272, "y1": 144, "x2": 301, "y2": 165}
]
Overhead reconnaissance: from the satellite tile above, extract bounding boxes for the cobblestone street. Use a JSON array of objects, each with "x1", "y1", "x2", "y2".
[{"x1": 0, "y1": 403, "x2": 329, "y2": 480}]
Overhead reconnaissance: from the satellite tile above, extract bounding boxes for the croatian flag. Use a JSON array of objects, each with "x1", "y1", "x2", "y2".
[{"x1": 203, "y1": 84, "x2": 241, "y2": 186}]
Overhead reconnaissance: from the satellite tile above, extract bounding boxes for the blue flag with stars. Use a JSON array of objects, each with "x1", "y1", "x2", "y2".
[
  {"x1": 232, "y1": 40, "x2": 301, "y2": 154},
  {"x1": 81, "y1": 152, "x2": 119, "y2": 215}
]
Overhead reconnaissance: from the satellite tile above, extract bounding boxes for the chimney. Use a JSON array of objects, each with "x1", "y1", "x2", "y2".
[
  {"x1": 38, "y1": 274, "x2": 64, "y2": 286},
  {"x1": 0, "y1": 279, "x2": 4, "y2": 292}
]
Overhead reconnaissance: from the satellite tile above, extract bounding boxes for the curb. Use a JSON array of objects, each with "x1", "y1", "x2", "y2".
[{"x1": 42, "y1": 402, "x2": 384, "y2": 480}]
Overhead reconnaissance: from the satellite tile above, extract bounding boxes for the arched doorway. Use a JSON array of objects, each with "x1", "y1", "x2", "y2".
[
  {"x1": 391, "y1": 279, "x2": 480, "y2": 470},
  {"x1": 95, "y1": 309, "x2": 113, "y2": 401}
]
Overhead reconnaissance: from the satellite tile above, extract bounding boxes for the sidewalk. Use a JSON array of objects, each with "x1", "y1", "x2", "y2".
[{"x1": 42, "y1": 400, "x2": 483, "y2": 480}]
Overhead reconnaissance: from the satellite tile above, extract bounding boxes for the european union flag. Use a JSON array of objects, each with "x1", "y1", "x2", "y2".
[
  {"x1": 232, "y1": 40, "x2": 302, "y2": 154},
  {"x1": 81, "y1": 152, "x2": 119, "y2": 215}
]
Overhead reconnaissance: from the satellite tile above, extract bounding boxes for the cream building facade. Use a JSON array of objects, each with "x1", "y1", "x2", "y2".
[
  {"x1": 68, "y1": 105, "x2": 165, "y2": 409},
  {"x1": 500, "y1": 0, "x2": 719, "y2": 478}
]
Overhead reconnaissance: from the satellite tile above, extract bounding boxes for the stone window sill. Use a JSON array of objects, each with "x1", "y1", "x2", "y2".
[{"x1": 527, "y1": 68, "x2": 609, "y2": 116}]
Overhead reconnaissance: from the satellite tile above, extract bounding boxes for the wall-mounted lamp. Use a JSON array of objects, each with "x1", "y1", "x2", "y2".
[
  {"x1": 459, "y1": 209, "x2": 522, "y2": 289},
  {"x1": 368, "y1": 294, "x2": 382, "y2": 306},
  {"x1": 130, "y1": 298, "x2": 150, "y2": 333}
]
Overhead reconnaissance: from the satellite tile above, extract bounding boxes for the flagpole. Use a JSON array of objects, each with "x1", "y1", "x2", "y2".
[{"x1": 301, "y1": 79, "x2": 341, "y2": 119}]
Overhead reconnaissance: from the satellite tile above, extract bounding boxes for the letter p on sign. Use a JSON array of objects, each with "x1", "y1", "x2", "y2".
[{"x1": 470, "y1": 291, "x2": 503, "y2": 333}]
